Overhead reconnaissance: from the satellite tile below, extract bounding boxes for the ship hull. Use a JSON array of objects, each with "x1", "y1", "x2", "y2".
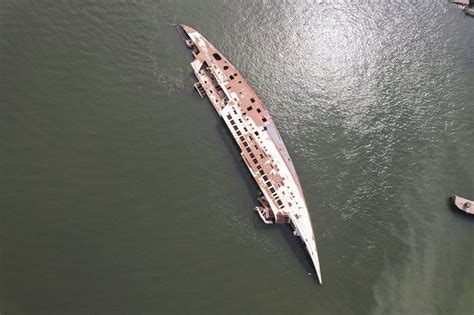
[{"x1": 180, "y1": 24, "x2": 322, "y2": 284}]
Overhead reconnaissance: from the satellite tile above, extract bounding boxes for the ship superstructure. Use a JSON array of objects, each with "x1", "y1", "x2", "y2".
[{"x1": 180, "y1": 24, "x2": 322, "y2": 284}]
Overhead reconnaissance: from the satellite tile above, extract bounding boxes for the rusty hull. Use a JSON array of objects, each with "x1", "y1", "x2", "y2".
[{"x1": 180, "y1": 24, "x2": 322, "y2": 284}]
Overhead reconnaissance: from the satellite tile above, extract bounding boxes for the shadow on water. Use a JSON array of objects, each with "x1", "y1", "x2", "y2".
[{"x1": 277, "y1": 225, "x2": 319, "y2": 281}]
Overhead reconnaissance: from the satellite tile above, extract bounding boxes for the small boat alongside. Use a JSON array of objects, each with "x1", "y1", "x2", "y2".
[
  {"x1": 464, "y1": 5, "x2": 474, "y2": 16},
  {"x1": 452, "y1": 0, "x2": 470, "y2": 5},
  {"x1": 452, "y1": 195, "x2": 474, "y2": 215},
  {"x1": 450, "y1": 0, "x2": 474, "y2": 14}
]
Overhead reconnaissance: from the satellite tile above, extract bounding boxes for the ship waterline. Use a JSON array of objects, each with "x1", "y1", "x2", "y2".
[{"x1": 180, "y1": 24, "x2": 322, "y2": 284}]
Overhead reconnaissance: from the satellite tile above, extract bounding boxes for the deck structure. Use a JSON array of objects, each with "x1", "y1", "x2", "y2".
[{"x1": 180, "y1": 24, "x2": 322, "y2": 284}]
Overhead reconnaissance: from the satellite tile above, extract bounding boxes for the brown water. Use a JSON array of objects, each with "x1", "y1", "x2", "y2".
[{"x1": 1, "y1": 1, "x2": 474, "y2": 314}]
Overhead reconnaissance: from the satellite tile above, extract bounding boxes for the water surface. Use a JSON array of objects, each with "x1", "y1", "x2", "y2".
[{"x1": 1, "y1": 1, "x2": 473, "y2": 314}]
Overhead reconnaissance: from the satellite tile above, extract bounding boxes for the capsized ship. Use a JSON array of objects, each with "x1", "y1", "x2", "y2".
[{"x1": 180, "y1": 24, "x2": 322, "y2": 284}]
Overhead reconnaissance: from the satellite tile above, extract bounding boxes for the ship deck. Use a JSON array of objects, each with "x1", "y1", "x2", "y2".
[{"x1": 180, "y1": 24, "x2": 322, "y2": 284}]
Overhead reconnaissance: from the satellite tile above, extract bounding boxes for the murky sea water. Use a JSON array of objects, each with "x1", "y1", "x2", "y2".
[{"x1": 1, "y1": 1, "x2": 473, "y2": 314}]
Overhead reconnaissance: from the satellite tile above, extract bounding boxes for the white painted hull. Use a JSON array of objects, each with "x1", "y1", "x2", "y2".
[{"x1": 180, "y1": 24, "x2": 322, "y2": 284}]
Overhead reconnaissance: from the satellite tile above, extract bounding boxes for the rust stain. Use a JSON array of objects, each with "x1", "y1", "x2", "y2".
[{"x1": 180, "y1": 24, "x2": 322, "y2": 284}]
